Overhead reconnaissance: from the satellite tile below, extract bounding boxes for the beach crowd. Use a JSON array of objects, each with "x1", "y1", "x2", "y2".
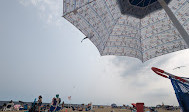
[{"x1": 0, "y1": 94, "x2": 93, "y2": 112}]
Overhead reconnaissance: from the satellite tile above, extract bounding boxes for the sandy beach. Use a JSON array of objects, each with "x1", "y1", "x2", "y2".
[
  {"x1": 59, "y1": 108, "x2": 180, "y2": 112},
  {"x1": 0, "y1": 107, "x2": 181, "y2": 112}
]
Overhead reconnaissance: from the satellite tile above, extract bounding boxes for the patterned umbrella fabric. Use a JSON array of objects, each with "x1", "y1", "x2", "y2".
[{"x1": 63, "y1": 0, "x2": 189, "y2": 62}]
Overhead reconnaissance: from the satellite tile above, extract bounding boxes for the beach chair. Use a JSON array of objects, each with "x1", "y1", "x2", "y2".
[
  {"x1": 29, "y1": 98, "x2": 37, "y2": 112},
  {"x1": 152, "y1": 67, "x2": 189, "y2": 112},
  {"x1": 23, "y1": 104, "x2": 28, "y2": 110},
  {"x1": 3, "y1": 103, "x2": 14, "y2": 111}
]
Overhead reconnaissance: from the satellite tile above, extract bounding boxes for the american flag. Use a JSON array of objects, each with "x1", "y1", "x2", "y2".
[{"x1": 68, "y1": 96, "x2": 71, "y2": 100}]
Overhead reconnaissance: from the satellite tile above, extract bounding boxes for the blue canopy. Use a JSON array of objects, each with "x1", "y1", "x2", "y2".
[{"x1": 170, "y1": 76, "x2": 189, "y2": 112}]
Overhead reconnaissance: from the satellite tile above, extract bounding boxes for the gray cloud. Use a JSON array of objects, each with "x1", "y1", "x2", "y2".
[
  {"x1": 111, "y1": 52, "x2": 175, "y2": 78},
  {"x1": 108, "y1": 51, "x2": 188, "y2": 106}
]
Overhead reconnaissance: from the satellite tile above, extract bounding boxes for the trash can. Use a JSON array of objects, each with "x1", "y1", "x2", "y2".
[{"x1": 136, "y1": 103, "x2": 144, "y2": 112}]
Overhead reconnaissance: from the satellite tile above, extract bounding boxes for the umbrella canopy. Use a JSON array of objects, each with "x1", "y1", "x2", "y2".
[{"x1": 63, "y1": 0, "x2": 189, "y2": 62}]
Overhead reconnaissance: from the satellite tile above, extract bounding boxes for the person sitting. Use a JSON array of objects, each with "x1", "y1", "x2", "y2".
[
  {"x1": 85, "y1": 103, "x2": 91, "y2": 111},
  {"x1": 9, "y1": 100, "x2": 14, "y2": 106},
  {"x1": 2, "y1": 103, "x2": 6, "y2": 111},
  {"x1": 78, "y1": 104, "x2": 84, "y2": 111},
  {"x1": 4, "y1": 100, "x2": 14, "y2": 111},
  {"x1": 50, "y1": 97, "x2": 57, "y2": 111},
  {"x1": 78, "y1": 106, "x2": 83, "y2": 111},
  {"x1": 46, "y1": 104, "x2": 50, "y2": 112}
]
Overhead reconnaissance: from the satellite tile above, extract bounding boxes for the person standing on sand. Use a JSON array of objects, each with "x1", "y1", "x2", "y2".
[
  {"x1": 56, "y1": 94, "x2": 61, "y2": 106},
  {"x1": 62, "y1": 101, "x2": 64, "y2": 109},
  {"x1": 37, "y1": 95, "x2": 42, "y2": 112}
]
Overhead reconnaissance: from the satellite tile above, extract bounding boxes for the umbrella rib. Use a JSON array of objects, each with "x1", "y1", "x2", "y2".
[
  {"x1": 106, "y1": 46, "x2": 142, "y2": 52},
  {"x1": 63, "y1": 0, "x2": 123, "y2": 55},
  {"x1": 141, "y1": 17, "x2": 168, "y2": 29},
  {"x1": 63, "y1": 0, "x2": 96, "y2": 17},
  {"x1": 127, "y1": 0, "x2": 145, "y2": 13},
  {"x1": 118, "y1": 0, "x2": 144, "y2": 61},
  {"x1": 139, "y1": 0, "x2": 153, "y2": 61},
  {"x1": 139, "y1": 0, "x2": 187, "y2": 29},
  {"x1": 77, "y1": 12, "x2": 105, "y2": 49},
  {"x1": 139, "y1": 19, "x2": 143, "y2": 61},
  {"x1": 101, "y1": 0, "x2": 123, "y2": 54},
  {"x1": 130, "y1": 0, "x2": 136, "y2": 4},
  {"x1": 143, "y1": 0, "x2": 152, "y2": 17},
  {"x1": 102, "y1": 0, "x2": 116, "y2": 23},
  {"x1": 142, "y1": 0, "x2": 146, "y2": 7},
  {"x1": 87, "y1": 1, "x2": 112, "y2": 54},
  {"x1": 88, "y1": 3, "x2": 110, "y2": 34},
  {"x1": 142, "y1": 27, "x2": 177, "y2": 41},
  {"x1": 110, "y1": 35, "x2": 141, "y2": 41},
  {"x1": 174, "y1": 0, "x2": 188, "y2": 14},
  {"x1": 143, "y1": 38, "x2": 186, "y2": 53},
  {"x1": 117, "y1": 23, "x2": 140, "y2": 30},
  {"x1": 103, "y1": 18, "x2": 120, "y2": 54}
]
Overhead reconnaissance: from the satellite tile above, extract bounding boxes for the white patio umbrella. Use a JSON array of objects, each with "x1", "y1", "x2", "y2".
[{"x1": 63, "y1": 0, "x2": 189, "y2": 62}]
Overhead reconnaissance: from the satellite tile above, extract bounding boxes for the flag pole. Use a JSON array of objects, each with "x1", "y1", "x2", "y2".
[{"x1": 158, "y1": 0, "x2": 189, "y2": 47}]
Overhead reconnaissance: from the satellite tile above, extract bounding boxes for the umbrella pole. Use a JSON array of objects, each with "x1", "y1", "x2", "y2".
[{"x1": 158, "y1": 0, "x2": 189, "y2": 47}]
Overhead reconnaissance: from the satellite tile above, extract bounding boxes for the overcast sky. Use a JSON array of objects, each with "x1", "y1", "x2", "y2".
[{"x1": 0, "y1": 0, "x2": 189, "y2": 106}]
